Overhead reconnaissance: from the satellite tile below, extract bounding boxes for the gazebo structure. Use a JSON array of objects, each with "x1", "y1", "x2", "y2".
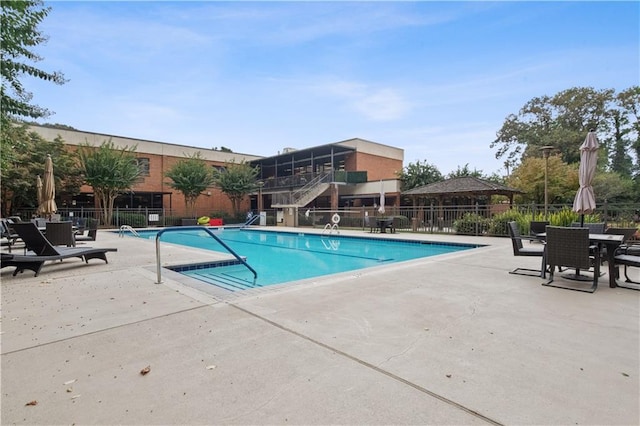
[{"x1": 402, "y1": 177, "x2": 522, "y2": 230}]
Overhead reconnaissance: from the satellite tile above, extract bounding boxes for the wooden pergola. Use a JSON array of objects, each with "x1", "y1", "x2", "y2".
[
  {"x1": 403, "y1": 177, "x2": 522, "y2": 205},
  {"x1": 402, "y1": 177, "x2": 523, "y2": 229}
]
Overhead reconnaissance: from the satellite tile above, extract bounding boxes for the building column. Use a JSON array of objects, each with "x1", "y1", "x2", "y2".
[{"x1": 330, "y1": 183, "x2": 339, "y2": 211}]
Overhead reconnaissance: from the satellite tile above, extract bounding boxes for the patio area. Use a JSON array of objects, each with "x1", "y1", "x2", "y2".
[{"x1": 1, "y1": 227, "x2": 638, "y2": 425}]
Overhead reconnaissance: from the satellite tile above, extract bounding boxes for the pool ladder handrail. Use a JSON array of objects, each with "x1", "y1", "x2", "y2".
[
  {"x1": 154, "y1": 226, "x2": 257, "y2": 285},
  {"x1": 322, "y1": 223, "x2": 339, "y2": 235},
  {"x1": 241, "y1": 213, "x2": 261, "y2": 228},
  {"x1": 119, "y1": 225, "x2": 140, "y2": 238}
]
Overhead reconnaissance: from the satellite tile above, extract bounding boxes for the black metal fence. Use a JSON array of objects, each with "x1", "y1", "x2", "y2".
[{"x1": 11, "y1": 202, "x2": 638, "y2": 237}]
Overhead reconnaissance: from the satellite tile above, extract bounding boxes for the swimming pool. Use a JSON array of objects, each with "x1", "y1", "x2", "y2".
[{"x1": 129, "y1": 228, "x2": 481, "y2": 291}]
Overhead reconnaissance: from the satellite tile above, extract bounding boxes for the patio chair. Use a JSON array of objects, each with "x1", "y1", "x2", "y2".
[
  {"x1": 571, "y1": 222, "x2": 606, "y2": 234},
  {"x1": 528, "y1": 221, "x2": 549, "y2": 243},
  {"x1": 507, "y1": 221, "x2": 546, "y2": 278},
  {"x1": 364, "y1": 215, "x2": 378, "y2": 233},
  {"x1": 543, "y1": 226, "x2": 599, "y2": 293},
  {"x1": 4, "y1": 222, "x2": 117, "y2": 277},
  {"x1": 45, "y1": 221, "x2": 76, "y2": 247},
  {"x1": 75, "y1": 219, "x2": 98, "y2": 242}
]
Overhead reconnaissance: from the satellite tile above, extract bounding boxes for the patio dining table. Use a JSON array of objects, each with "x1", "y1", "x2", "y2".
[
  {"x1": 537, "y1": 232, "x2": 624, "y2": 288},
  {"x1": 376, "y1": 218, "x2": 394, "y2": 233}
]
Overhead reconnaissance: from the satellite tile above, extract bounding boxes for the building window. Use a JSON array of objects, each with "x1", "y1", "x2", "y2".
[
  {"x1": 136, "y1": 158, "x2": 150, "y2": 176},
  {"x1": 212, "y1": 165, "x2": 226, "y2": 173}
]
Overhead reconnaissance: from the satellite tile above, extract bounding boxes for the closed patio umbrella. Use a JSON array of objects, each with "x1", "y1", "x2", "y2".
[
  {"x1": 36, "y1": 175, "x2": 43, "y2": 215},
  {"x1": 378, "y1": 180, "x2": 385, "y2": 214},
  {"x1": 572, "y1": 131, "x2": 599, "y2": 225},
  {"x1": 39, "y1": 155, "x2": 57, "y2": 220},
  {"x1": 568, "y1": 131, "x2": 599, "y2": 280}
]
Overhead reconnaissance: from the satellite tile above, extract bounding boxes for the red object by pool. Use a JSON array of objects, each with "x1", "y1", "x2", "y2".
[{"x1": 209, "y1": 218, "x2": 223, "y2": 226}]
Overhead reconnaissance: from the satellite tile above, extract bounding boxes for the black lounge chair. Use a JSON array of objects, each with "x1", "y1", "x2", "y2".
[
  {"x1": 1, "y1": 219, "x2": 20, "y2": 252},
  {"x1": 2, "y1": 222, "x2": 117, "y2": 277},
  {"x1": 543, "y1": 226, "x2": 599, "y2": 293},
  {"x1": 507, "y1": 221, "x2": 546, "y2": 277}
]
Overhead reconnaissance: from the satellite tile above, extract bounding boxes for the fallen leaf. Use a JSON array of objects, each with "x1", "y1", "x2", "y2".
[
  {"x1": 71, "y1": 394, "x2": 81, "y2": 399},
  {"x1": 622, "y1": 372, "x2": 629, "y2": 377},
  {"x1": 140, "y1": 365, "x2": 151, "y2": 375},
  {"x1": 64, "y1": 379, "x2": 77, "y2": 385},
  {"x1": 25, "y1": 400, "x2": 38, "y2": 406},
  {"x1": 66, "y1": 388, "x2": 73, "y2": 393},
  {"x1": 445, "y1": 374, "x2": 452, "y2": 378},
  {"x1": 206, "y1": 365, "x2": 217, "y2": 370}
]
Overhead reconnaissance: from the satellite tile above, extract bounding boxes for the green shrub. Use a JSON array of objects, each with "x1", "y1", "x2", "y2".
[
  {"x1": 112, "y1": 212, "x2": 146, "y2": 228},
  {"x1": 489, "y1": 210, "x2": 526, "y2": 236},
  {"x1": 547, "y1": 207, "x2": 600, "y2": 226},
  {"x1": 454, "y1": 213, "x2": 490, "y2": 235}
]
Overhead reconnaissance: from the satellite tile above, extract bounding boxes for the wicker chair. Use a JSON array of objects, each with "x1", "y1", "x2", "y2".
[
  {"x1": 571, "y1": 222, "x2": 605, "y2": 234},
  {"x1": 75, "y1": 219, "x2": 98, "y2": 242},
  {"x1": 543, "y1": 226, "x2": 599, "y2": 293},
  {"x1": 507, "y1": 221, "x2": 546, "y2": 277},
  {"x1": 45, "y1": 221, "x2": 76, "y2": 247}
]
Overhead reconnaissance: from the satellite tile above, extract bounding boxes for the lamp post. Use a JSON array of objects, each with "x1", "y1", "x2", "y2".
[{"x1": 540, "y1": 146, "x2": 554, "y2": 219}]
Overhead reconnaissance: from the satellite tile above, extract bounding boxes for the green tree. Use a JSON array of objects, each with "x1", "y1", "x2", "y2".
[
  {"x1": 506, "y1": 156, "x2": 579, "y2": 204},
  {"x1": 77, "y1": 140, "x2": 141, "y2": 226},
  {"x1": 592, "y1": 172, "x2": 634, "y2": 203},
  {"x1": 491, "y1": 87, "x2": 615, "y2": 165},
  {"x1": 0, "y1": 123, "x2": 81, "y2": 216},
  {"x1": 1, "y1": 0, "x2": 66, "y2": 124},
  {"x1": 213, "y1": 160, "x2": 259, "y2": 216},
  {"x1": 165, "y1": 153, "x2": 215, "y2": 217},
  {"x1": 447, "y1": 164, "x2": 483, "y2": 179},
  {"x1": 396, "y1": 160, "x2": 443, "y2": 191},
  {"x1": 615, "y1": 86, "x2": 640, "y2": 176}
]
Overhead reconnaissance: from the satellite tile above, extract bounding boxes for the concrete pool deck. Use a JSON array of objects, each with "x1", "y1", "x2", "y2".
[{"x1": 1, "y1": 227, "x2": 638, "y2": 425}]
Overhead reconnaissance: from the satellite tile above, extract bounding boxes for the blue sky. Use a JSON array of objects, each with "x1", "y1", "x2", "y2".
[{"x1": 28, "y1": 1, "x2": 639, "y2": 176}]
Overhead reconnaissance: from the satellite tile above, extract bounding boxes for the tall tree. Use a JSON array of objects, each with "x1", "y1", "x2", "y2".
[
  {"x1": 506, "y1": 156, "x2": 579, "y2": 204},
  {"x1": 1, "y1": 0, "x2": 66, "y2": 124},
  {"x1": 213, "y1": 160, "x2": 259, "y2": 217},
  {"x1": 165, "y1": 153, "x2": 215, "y2": 217},
  {"x1": 77, "y1": 140, "x2": 141, "y2": 226},
  {"x1": 396, "y1": 160, "x2": 443, "y2": 191},
  {"x1": 447, "y1": 164, "x2": 483, "y2": 179},
  {"x1": 491, "y1": 87, "x2": 614, "y2": 166},
  {"x1": 615, "y1": 86, "x2": 640, "y2": 175},
  {"x1": 0, "y1": 124, "x2": 81, "y2": 216}
]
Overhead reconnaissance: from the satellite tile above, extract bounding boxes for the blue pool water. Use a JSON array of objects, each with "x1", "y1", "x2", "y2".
[{"x1": 129, "y1": 228, "x2": 481, "y2": 291}]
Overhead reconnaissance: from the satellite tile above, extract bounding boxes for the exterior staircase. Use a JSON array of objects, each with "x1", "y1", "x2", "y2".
[{"x1": 271, "y1": 173, "x2": 332, "y2": 208}]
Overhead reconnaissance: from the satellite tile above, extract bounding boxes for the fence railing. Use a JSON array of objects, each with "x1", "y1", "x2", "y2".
[{"x1": 11, "y1": 202, "x2": 639, "y2": 237}]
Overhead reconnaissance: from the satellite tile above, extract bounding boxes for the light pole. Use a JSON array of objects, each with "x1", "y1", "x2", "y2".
[{"x1": 540, "y1": 146, "x2": 554, "y2": 219}]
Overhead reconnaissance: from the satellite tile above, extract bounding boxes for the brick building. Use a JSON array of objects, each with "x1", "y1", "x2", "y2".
[{"x1": 29, "y1": 125, "x2": 403, "y2": 221}]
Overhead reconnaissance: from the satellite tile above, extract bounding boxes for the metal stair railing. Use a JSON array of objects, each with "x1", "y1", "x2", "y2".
[
  {"x1": 292, "y1": 172, "x2": 331, "y2": 204},
  {"x1": 154, "y1": 226, "x2": 257, "y2": 284}
]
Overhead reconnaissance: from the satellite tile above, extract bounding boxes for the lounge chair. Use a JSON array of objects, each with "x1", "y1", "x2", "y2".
[
  {"x1": 543, "y1": 226, "x2": 599, "y2": 293},
  {"x1": 507, "y1": 221, "x2": 546, "y2": 277},
  {"x1": 1, "y1": 219, "x2": 20, "y2": 252},
  {"x1": 3, "y1": 222, "x2": 117, "y2": 277}
]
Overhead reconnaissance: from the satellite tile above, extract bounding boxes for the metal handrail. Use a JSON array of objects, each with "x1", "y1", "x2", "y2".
[
  {"x1": 119, "y1": 225, "x2": 140, "y2": 238},
  {"x1": 241, "y1": 214, "x2": 260, "y2": 228},
  {"x1": 155, "y1": 226, "x2": 257, "y2": 284}
]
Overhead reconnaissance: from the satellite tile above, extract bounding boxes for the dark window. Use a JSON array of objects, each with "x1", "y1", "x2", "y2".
[{"x1": 136, "y1": 158, "x2": 150, "y2": 176}]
